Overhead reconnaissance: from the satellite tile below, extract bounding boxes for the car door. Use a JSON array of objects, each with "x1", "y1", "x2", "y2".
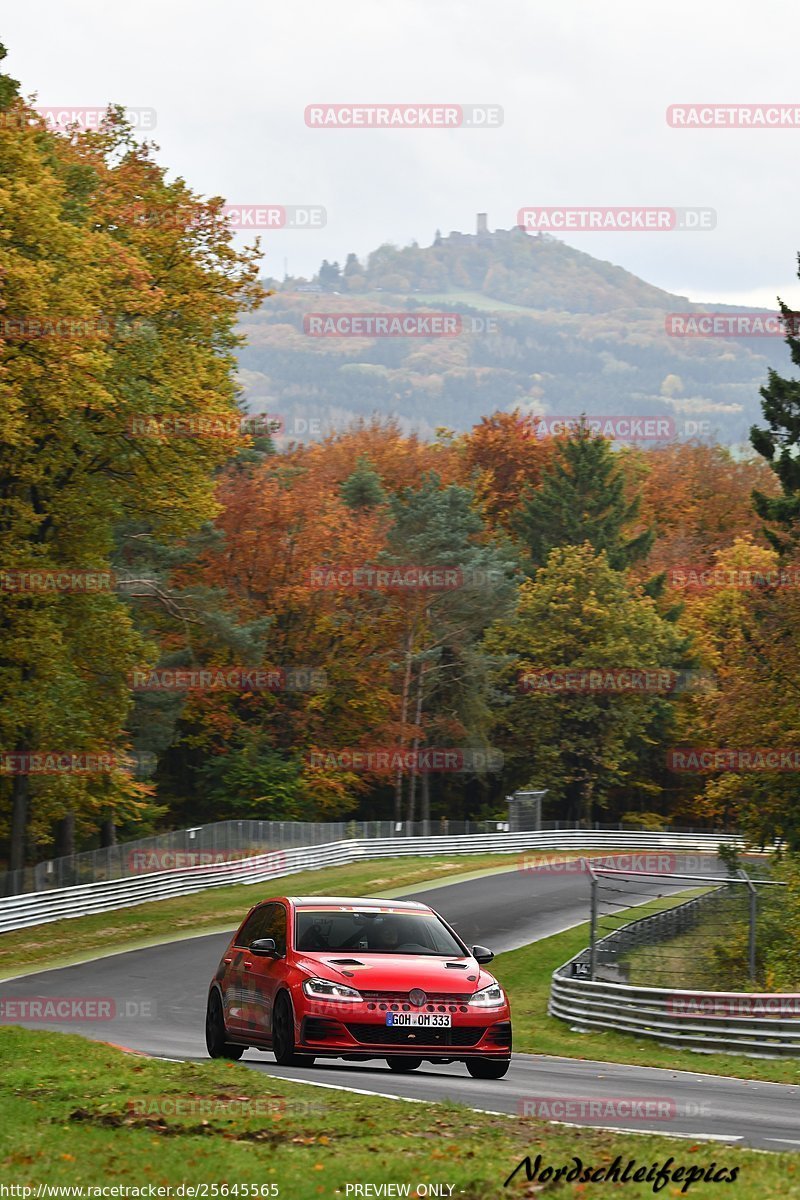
[
  {"x1": 224, "y1": 907, "x2": 267, "y2": 1035},
  {"x1": 239, "y1": 901, "x2": 287, "y2": 1039}
]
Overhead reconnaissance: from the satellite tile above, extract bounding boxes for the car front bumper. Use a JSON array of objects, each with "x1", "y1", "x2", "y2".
[{"x1": 297, "y1": 999, "x2": 512, "y2": 1059}]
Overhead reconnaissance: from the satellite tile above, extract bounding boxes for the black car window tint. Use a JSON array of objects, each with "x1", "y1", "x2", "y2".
[
  {"x1": 293, "y1": 910, "x2": 464, "y2": 954},
  {"x1": 260, "y1": 903, "x2": 287, "y2": 954},
  {"x1": 236, "y1": 907, "x2": 266, "y2": 947}
]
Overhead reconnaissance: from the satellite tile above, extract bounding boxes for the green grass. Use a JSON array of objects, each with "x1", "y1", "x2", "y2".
[
  {"x1": 1, "y1": 1027, "x2": 797, "y2": 1197},
  {"x1": 359, "y1": 288, "x2": 545, "y2": 314},
  {"x1": 409, "y1": 291, "x2": 546, "y2": 314},
  {"x1": 622, "y1": 919, "x2": 744, "y2": 990},
  {"x1": 493, "y1": 921, "x2": 800, "y2": 1085},
  {"x1": 620, "y1": 890, "x2": 788, "y2": 992}
]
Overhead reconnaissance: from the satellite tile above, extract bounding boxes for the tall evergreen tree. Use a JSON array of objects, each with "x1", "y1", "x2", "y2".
[
  {"x1": 318, "y1": 259, "x2": 342, "y2": 290},
  {"x1": 516, "y1": 423, "x2": 654, "y2": 572},
  {"x1": 383, "y1": 475, "x2": 518, "y2": 821},
  {"x1": 340, "y1": 456, "x2": 387, "y2": 511},
  {"x1": 751, "y1": 287, "x2": 800, "y2": 553}
]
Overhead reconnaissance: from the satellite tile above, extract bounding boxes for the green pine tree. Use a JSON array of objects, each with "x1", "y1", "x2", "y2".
[
  {"x1": 383, "y1": 474, "x2": 518, "y2": 821},
  {"x1": 318, "y1": 259, "x2": 342, "y2": 290},
  {"x1": 751, "y1": 288, "x2": 800, "y2": 553},
  {"x1": 516, "y1": 423, "x2": 654, "y2": 572},
  {"x1": 340, "y1": 456, "x2": 387, "y2": 511}
]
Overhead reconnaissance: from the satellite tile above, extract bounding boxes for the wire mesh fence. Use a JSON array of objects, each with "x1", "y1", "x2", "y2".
[
  {"x1": 583, "y1": 860, "x2": 786, "y2": 991},
  {"x1": 0, "y1": 818, "x2": 361, "y2": 897},
  {"x1": 0, "y1": 817, "x2": 726, "y2": 897}
]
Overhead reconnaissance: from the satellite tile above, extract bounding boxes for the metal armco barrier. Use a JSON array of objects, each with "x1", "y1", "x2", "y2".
[
  {"x1": 550, "y1": 880, "x2": 798, "y2": 1056},
  {"x1": 0, "y1": 830, "x2": 742, "y2": 934},
  {"x1": 550, "y1": 967, "x2": 800, "y2": 1056}
]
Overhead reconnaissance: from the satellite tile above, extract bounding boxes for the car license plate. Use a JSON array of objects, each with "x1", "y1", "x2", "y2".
[{"x1": 386, "y1": 1012, "x2": 451, "y2": 1027}]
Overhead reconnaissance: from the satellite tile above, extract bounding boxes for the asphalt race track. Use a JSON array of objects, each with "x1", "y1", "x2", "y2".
[{"x1": 2, "y1": 854, "x2": 799, "y2": 1151}]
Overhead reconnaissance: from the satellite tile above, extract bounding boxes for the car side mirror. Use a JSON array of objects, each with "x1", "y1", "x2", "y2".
[
  {"x1": 250, "y1": 937, "x2": 278, "y2": 956},
  {"x1": 472, "y1": 944, "x2": 494, "y2": 965}
]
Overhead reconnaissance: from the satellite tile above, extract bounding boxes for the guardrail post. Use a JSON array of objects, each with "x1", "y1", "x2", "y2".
[
  {"x1": 587, "y1": 860, "x2": 598, "y2": 980},
  {"x1": 739, "y1": 868, "x2": 757, "y2": 985}
]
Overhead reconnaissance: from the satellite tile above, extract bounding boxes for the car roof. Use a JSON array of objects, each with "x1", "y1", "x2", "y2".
[{"x1": 285, "y1": 895, "x2": 429, "y2": 910}]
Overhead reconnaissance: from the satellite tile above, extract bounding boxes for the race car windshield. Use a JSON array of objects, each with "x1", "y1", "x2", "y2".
[{"x1": 294, "y1": 910, "x2": 466, "y2": 955}]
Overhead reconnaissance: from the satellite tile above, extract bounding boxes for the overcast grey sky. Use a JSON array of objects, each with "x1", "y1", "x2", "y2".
[{"x1": 4, "y1": 0, "x2": 799, "y2": 307}]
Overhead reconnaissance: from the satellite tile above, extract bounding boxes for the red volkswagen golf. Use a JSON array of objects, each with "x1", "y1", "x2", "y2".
[{"x1": 205, "y1": 895, "x2": 511, "y2": 1078}]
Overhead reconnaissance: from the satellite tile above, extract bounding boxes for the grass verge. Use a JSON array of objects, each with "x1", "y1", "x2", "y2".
[{"x1": 1, "y1": 1027, "x2": 797, "y2": 1198}]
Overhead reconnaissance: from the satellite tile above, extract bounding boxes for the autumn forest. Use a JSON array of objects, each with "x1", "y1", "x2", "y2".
[{"x1": 3, "y1": 50, "x2": 800, "y2": 881}]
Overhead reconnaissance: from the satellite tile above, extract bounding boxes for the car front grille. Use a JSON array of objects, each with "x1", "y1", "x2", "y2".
[
  {"x1": 360, "y1": 991, "x2": 472, "y2": 1004},
  {"x1": 345, "y1": 1023, "x2": 484, "y2": 1047}
]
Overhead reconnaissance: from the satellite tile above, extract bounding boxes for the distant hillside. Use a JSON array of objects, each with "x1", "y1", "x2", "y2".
[{"x1": 236, "y1": 224, "x2": 789, "y2": 445}]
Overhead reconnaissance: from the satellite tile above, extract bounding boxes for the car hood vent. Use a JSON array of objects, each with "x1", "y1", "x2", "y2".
[
  {"x1": 444, "y1": 962, "x2": 468, "y2": 969},
  {"x1": 329, "y1": 958, "x2": 365, "y2": 966}
]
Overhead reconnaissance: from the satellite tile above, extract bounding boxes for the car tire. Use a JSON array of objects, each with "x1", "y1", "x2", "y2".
[
  {"x1": 272, "y1": 993, "x2": 316, "y2": 1067},
  {"x1": 205, "y1": 990, "x2": 245, "y2": 1060},
  {"x1": 386, "y1": 1057, "x2": 423, "y2": 1072},
  {"x1": 466, "y1": 1058, "x2": 510, "y2": 1080}
]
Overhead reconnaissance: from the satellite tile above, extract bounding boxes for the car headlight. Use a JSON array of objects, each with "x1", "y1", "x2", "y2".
[
  {"x1": 469, "y1": 981, "x2": 505, "y2": 1008},
  {"x1": 302, "y1": 977, "x2": 363, "y2": 1002}
]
